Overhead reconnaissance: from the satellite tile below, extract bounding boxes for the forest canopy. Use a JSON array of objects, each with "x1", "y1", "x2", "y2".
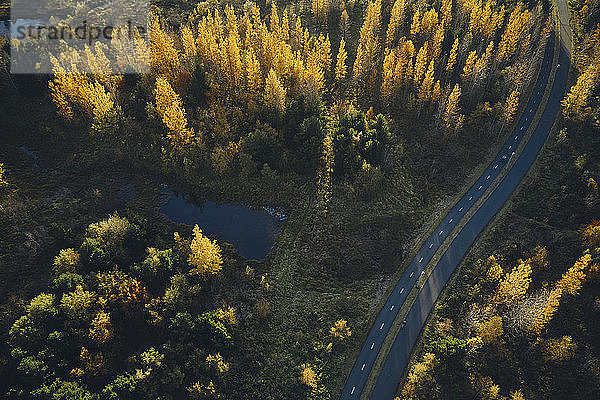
[{"x1": 0, "y1": 0, "x2": 570, "y2": 398}]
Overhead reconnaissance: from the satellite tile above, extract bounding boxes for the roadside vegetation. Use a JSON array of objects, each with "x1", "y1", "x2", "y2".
[
  {"x1": 398, "y1": 3, "x2": 600, "y2": 399},
  {"x1": 0, "y1": 0, "x2": 558, "y2": 398}
]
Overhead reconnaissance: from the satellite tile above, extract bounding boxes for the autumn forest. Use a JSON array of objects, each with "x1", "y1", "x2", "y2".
[{"x1": 0, "y1": 0, "x2": 600, "y2": 398}]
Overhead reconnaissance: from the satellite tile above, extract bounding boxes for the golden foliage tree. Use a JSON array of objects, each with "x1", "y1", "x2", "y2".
[
  {"x1": 562, "y1": 62, "x2": 600, "y2": 120},
  {"x1": 446, "y1": 38, "x2": 459, "y2": 73},
  {"x1": 181, "y1": 25, "x2": 197, "y2": 61},
  {"x1": 529, "y1": 287, "x2": 562, "y2": 335},
  {"x1": 420, "y1": 9, "x2": 439, "y2": 36},
  {"x1": 154, "y1": 77, "x2": 194, "y2": 150},
  {"x1": 496, "y1": 3, "x2": 532, "y2": 64},
  {"x1": 381, "y1": 49, "x2": 398, "y2": 100},
  {"x1": 467, "y1": 0, "x2": 505, "y2": 40},
  {"x1": 353, "y1": 0, "x2": 382, "y2": 96},
  {"x1": 556, "y1": 254, "x2": 591, "y2": 296},
  {"x1": 89, "y1": 311, "x2": 112, "y2": 344},
  {"x1": 188, "y1": 225, "x2": 223, "y2": 278},
  {"x1": 255, "y1": 298, "x2": 271, "y2": 319},
  {"x1": 413, "y1": 43, "x2": 429, "y2": 84},
  {"x1": 410, "y1": 11, "x2": 422, "y2": 36},
  {"x1": 222, "y1": 10, "x2": 243, "y2": 91},
  {"x1": 299, "y1": 363, "x2": 318, "y2": 389},
  {"x1": 196, "y1": 10, "x2": 225, "y2": 69},
  {"x1": 444, "y1": 83, "x2": 464, "y2": 130},
  {"x1": 0, "y1": 163, "x2": 6, "y2": 188},
  {"x1": 187, "y1": 380, "x2": 218, "y2": 399},
  {"x1": 472, "y1": 376, "x2": 501, "y2": 400},
  {"x1": 485, "y1": 255, "x2": 503, "y2": 281},
  {"x1": 330, "y1": 319, "x2": 352, "y2": 339},
  {"x1": 386, "y1": 0, "x2": 406, "y2": 48},
  {"x1": 76, "y1": 346, "x2": 106, "y2": 377},
  {"x1": 441, "y1": 0, "x2": 453, "y2": 27},
  {"x1": 461, "y1": 50, "x2": 477, "y2": 82},
  {"x1": 49, "y1": 58, "x2": 120, "y2": 135},
  {"x1": 269, "y1": 3, "x2": 281, "y2": 38},
  {"x1": 431, "y1": 25, "x2": 445, "y2": 64},
  {"x1": 472, "y1": 41, "x2": 494, "y2": 84},
  {"x1": 206, "y1": 353, "x2": 230, "y2": 374},
  {"x1": 264, "y1": 68, "x2": 287, "y2": 115},
  {"x1": 217, "y1": 305, "x2": 237, "y2": 325},
  {"x1": 401, "y1": 352, "x2": 439, "y2": 398},
  {"x1": 316, "y1": 34, "x2": 332, "y2": 77},
  {"x1": 397, "y1": 39, "x2": 415, "y2": 85},
  {"x1": 305, "y1": 57, "x2": 325, "y2": 99},
  {"x1": 492, "y1": 261, "x2": 532, "y2": 306},
  {"x1": 340, "y1": 9, "x2": 350, "y2": 39},
  {"x1": 96, "y1": 270, "x2": 148, "y2": 306},
  {"x1": 335, "y1": 38, "x2": 348, "y2": 82},
  {"x1": 150, "y1": 19, "x2": 181, "y2": 83},
  {"x1": 86, "y1": 81, "x2": 120, "y2": 134},
  {"x1": 432, "y1": 80, "x2": 441, "y2": 102},
  {"x1": 312, "y1": 0, "x2": 328, "y2": 22},
  {"x1": 503, "y1": 89, "x2": 520, "y2": 124},
  {"x1": 211, "y1": 141, "x2": 239, "y2": 176},
  {"x1": 476, "y1": 315, "x2": 503, "y2": 344},
  {"x1": 418, "y1": 60, "x2": 435, "y2": 103},
  {"x1": 245, "y1": 47, "x2": 262, "y2": 96},
  {"x1": 539, "y1": 336, "x2": 578, "y2": 361}
]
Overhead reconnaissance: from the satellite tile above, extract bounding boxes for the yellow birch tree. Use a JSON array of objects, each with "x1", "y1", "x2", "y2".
[
  {"x1": 188, "y1": 225, "x2": 223, "y2": 278},
  {"x1": 154, "y1": 77, "x2": 194, "y2": 150}
]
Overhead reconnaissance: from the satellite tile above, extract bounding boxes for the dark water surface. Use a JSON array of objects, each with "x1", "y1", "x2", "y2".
[{"x1": 160, "y1": 188, "x2": 283, "y2": 260}]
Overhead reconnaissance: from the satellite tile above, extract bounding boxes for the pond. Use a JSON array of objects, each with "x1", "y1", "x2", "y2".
[{"x1": 159, "y1": 187, "x2": 286, "y2": 260}]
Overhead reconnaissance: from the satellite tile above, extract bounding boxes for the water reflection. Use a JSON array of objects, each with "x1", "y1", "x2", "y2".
[{"x1": 160, "y1": 187, "x2": 284, "y2": 260}]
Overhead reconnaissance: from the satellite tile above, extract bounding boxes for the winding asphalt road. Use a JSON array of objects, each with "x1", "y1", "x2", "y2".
[{"x1": 340, "y1": 8, "x2": 571, "y2": 400}]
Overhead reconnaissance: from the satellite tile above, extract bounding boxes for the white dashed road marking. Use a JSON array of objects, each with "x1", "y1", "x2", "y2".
[{"x1": 347, "y1": 57, "x2": 555, "y2": 398}]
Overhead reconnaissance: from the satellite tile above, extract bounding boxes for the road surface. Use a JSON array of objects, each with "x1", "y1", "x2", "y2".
[{"x1": 340, "y1": 8, "x2": 570, "y2": 400}]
